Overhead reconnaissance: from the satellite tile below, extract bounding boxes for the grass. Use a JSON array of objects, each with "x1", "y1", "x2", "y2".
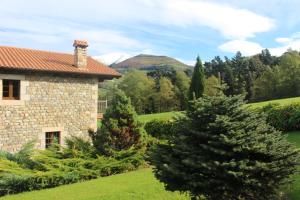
[
  {"x1": 247, "y1": 96, "x2": 300, "y2": 109},
  {"x1": 0, "y1": 168, "x2": 189, "y2": 200},
  {"x1": 137, "y1": 97, "x2": 300, "y2": 123},
  {"x1": 138, "y1": 111, "x2": 184, "y2": 123}
]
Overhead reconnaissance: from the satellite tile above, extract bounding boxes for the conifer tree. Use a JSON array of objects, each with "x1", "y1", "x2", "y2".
[
  {"x1": 150, "y1": 95, "x2": 299, "y2": 200},
  {"x1": 189, "y1": 56, "x2": 205, "y2": 100},
  {"x1": 90, "y1": 90, "x2": 145, "y2": 155}
]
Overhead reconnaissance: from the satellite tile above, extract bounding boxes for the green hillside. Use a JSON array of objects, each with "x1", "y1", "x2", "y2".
[{"x1": 111, "y1": 54, "x2": 191, "y2": 72}]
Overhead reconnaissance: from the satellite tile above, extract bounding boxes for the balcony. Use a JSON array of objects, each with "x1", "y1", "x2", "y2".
[{"x1": 97, "y1": 100, "x2": 108, "y2": 119}]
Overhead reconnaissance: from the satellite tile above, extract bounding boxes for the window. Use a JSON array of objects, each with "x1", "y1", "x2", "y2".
[
  {"x1": 45, "y1": 131, "x2": 60, "y2": 148},
  {"x1": 2, "y1": 79, "x2": 20, "y2": 100}
]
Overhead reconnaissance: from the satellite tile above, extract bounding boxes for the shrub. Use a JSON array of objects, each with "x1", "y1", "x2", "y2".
[
  {"x1": 90, "y1": 90, "x2": 146, "y2": 155},
  {"x1": 150, "y1": 95, "x2": 299, "y2": 200},
  {"x1": 64, "y1": 136, "x2": 97, "y2": 158},
  {"x1": 0, "y1": 137, "x2": 146, "y2": 197},
  {"x1": 144, "y1": 119, "x2": 178, "y2": 139},
  {"x1": 260, "y1": 103, "x2": 300, "y2": 131}
]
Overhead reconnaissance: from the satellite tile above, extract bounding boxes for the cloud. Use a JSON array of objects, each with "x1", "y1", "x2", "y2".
[
  {"x1": 159, "y1": 0, "x2": 274, "y2": 39},
  {"x1": 270, "y1": 33, "x2": 300, "y2": 56},
  {"x1": 0, "y1": 0, "x2": 276, "y2": 61},
  {"x1": 94, "y1": 52, "x2": 132, "y2": 65},
  {"x1": 218, "y1": 40, "x2": 263, "y2": 56},
  {"x1": 219, "y1": 32, "x2": 300, "y2": 57}
]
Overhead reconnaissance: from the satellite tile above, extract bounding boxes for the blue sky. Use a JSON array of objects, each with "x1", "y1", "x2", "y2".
[{"x1": 0, "y1": 0, "x2": 300, "y2": 65}]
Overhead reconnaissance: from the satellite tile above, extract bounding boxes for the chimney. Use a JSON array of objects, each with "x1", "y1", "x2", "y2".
[{"x1": 73, "y1": 40, "x2": 88, "y2": 68}]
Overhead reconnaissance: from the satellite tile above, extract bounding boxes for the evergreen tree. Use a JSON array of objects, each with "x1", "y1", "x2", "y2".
[
  {"x1": 150, "y1": 95, "x2": 299, "y2": 200},
  {"x1": 90, "y1": 90, "x2": 145, "y2": 155},
  {"x1": 189, "y1": 56, "x2": 205, "y2": 100}
]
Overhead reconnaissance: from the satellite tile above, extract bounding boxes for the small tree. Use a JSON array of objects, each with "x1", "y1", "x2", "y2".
[
  {"x1": 189, "y1": 56, "x2": 205, "y2": 100},
  {"x1": 90, "y1": 90, "x2": 145, "y2": 155},
  {"x1": 150, "y1": 95, "x2": 299, "y2": 200}
]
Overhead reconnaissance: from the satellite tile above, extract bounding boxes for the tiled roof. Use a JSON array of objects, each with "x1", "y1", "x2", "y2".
[{"x1": 0, "y1": 46, "x2": 120, "y2": 77}]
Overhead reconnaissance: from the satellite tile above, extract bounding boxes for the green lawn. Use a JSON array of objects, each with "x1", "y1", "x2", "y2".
[
  {"x1": 138, "y1": 111, "x2": 183, "y2": 123},
  {"x1": 248, "y1": 96, "x2": 300, "y2": 109},
  {"x1": 0, "y1": 168, "x2": 188, "y2": 200},
  {"x1": 137, "y1": 97, "x2": 300, "y2": 123}
]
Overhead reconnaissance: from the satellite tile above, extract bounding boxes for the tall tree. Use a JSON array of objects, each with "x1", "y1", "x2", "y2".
[
  {"x1": 155, "y1": 77, "x2": 176, "y2": 112},
  {"x1": 174, "y1": 71, "x2": 190, "y2": 110},
  {"x1": 150, "y1": 95, "x2": 299, "y2": 200},
  {"x1": 189, "y1": 56, "x2": 205, "y2": 100},
  {"x1": 119, "y1": 70, "x2": 155, "y2": 114}
]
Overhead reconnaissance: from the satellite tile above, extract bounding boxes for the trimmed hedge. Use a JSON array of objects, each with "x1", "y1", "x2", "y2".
[
  {"x1": 260, "y1": 103, "x2": 300, "y2": 131},
  {"x1": 144, "y1": 119, "x2": 179, "y2": 139}
]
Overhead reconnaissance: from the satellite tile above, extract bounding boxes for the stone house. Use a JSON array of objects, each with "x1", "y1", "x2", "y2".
[{"x1": 0, "y1": 40, "x2": 120, "y2": 152}]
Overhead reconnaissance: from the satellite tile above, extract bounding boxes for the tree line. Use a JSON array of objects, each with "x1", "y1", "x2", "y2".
[{"x1": 99, "y1": 49, "x2": 300, "y2": 114}]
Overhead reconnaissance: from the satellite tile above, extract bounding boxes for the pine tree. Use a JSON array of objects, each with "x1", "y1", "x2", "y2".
[
  {"x1": 90, "y1": 90, "x2": 145, "y2": 155},
  {"x1": 150, "y1": 95, "x2": 299, "y2": 200},
  {"x1": 189, "y1": 56, "x2": 205, "y2": 100}
]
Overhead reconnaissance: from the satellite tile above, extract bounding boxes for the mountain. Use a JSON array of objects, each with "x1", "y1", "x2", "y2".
[
  {"x1": 110, "y1": 54, "x2": 191, "y2": 72},
  {"x1": 94, "y1": 52, "x2": 132, "y2": 65}
]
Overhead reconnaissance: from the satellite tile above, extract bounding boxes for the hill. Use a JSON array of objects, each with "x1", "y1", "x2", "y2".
[{"x1": 111, "y1": 54, "x2": 191, "y2": 72}]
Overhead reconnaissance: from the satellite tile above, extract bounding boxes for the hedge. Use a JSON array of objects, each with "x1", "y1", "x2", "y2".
[{"x1": 260, "y1": 103, "x2": 300, "y2": 131}]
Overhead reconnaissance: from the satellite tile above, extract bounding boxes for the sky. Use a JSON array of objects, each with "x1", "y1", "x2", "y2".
[{"x1": 0, "y1": 0, "x2": 300, "y2": 65}]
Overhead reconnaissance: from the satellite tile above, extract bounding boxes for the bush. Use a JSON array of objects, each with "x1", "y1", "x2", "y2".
[
  {"x1": 260, "y1": 103, "x2": 300, "y2": 131},
  {"x1": 90, "y1": 90, "x2": 146, "y2": 155},
  {"x1": 64, "y1": 136, "x2": 97, "y2": 158},
  {"x1": 0, "y1": 136, "x2": 146, "y2": 197},
  {"x1": 144, "y1": 119, "x2": 178, "y2": 139}
]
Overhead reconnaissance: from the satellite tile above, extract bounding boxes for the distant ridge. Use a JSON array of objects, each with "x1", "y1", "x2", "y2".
[{"x1": 111, "y1": 54, "x2": 191, "y2": 72}]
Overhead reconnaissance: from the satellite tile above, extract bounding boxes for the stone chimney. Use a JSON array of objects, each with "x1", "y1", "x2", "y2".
[{"x1": 73, "y1": 40, "x2": 88, "y2": 68}]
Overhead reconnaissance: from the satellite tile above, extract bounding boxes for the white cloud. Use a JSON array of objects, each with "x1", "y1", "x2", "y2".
[
  {"x1": 94, "y1": 52, "x2": 132, "y2": 65},
  {"x1": 219, "y1": 32, "x2": 300, "y2": 57},
  {"x1": 160, "y1": 0, "x2": 274, "y2": 39},
  {"x1": 270, "y1": 33, "x2": 300, "y2": 56},
  {"x1": 218, "y1": 40, "x2": 263, "y2": 56}
]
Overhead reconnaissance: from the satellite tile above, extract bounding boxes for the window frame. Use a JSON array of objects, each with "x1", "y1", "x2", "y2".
[
  {"x1": 2, "y1": 79, "x2": 21, "y2": 100},
  {"x1": 45, "y1": 131, "x2": 61, "y2": 148}
]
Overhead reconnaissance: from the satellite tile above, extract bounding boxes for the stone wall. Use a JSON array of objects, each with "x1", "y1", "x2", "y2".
[{"x1": 0, "y1": 72, "x2": 98, "y2": 152}]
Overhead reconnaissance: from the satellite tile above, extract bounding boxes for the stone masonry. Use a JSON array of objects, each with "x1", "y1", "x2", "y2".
[{"x1": 0, "y1": 72, "x2": 98, "y2": 152}]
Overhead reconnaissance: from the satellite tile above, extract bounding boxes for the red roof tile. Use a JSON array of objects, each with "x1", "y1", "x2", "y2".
[{"x1": 0, "y1": 46, "x2": 120, "y2": 77}]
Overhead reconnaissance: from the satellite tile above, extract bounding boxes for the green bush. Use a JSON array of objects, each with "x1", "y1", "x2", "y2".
[
  {"x1": 0, "y1": 136, "x2": 146, "y2": 197},
  {"x1": 144, "y1": 119, "x2": 178, "y2": 139},
  {"x1": 260, "y1": 103, "x2": 300, "y2": 131}
]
